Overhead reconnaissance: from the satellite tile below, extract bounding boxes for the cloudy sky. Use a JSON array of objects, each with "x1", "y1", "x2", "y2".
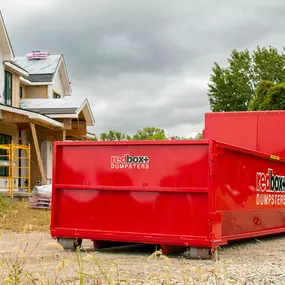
[{"x1": 1, "y1": 0, "x2": 285, "y2": 137}]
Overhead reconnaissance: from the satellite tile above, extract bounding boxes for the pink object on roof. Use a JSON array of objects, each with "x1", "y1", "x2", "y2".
[{"x1": 26, "y1": 51, "x2": 49, "y2": 60}]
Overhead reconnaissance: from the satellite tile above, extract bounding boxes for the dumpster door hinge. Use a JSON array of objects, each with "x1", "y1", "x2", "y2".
[{"x1": 210, "y1": 154, "x2": 217, "y2": 176}]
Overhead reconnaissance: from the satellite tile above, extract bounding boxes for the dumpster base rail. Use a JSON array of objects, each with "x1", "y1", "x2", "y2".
[
  {"x1": 51, "y1": 228, "x2": 223, "y2": 248},
  {"x1": 52, "y1": 224, "x2": 285, "y2": 258}
]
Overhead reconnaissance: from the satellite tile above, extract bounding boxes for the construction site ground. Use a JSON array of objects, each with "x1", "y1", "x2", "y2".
[
  {"x1": 1, "y1": 231, "x2": 285, "y2": 284},
  {"x1": 1, "y1": 199, "x2": 285, "y2": 284}
]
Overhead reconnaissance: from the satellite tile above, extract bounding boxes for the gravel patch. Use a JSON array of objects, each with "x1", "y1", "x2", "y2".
[{"x1": 0, "y1": 232, "x2": 285, "y2": 284}]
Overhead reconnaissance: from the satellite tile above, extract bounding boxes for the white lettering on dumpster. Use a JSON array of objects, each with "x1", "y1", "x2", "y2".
[
  {"x1": 110, "y1": 154, "x2": 150, "y2": 170},
  {"x1": 256, "y1": 194, "x2": 285, "y2": 206},
  {"x1": 256, "y1": 169, "x2": 285, "y2": 206}
]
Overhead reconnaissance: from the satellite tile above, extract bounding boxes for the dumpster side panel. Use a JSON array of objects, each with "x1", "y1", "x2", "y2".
[
  {"x1": 204, "y1": 111, "x2": 285, "y2": 158},
  {"x1": 53, "y1": 190, "x2": 209, "y2": 243},
  {"x1": 54, "y1": 143, "x2": 209, "y2": 188},
  {"x1": 51, "y1": 141, "x2": 212, "y2": 247},
  {"x1": 204, "y1": 112, "x2": 258, "y2": 150},
  {"x1": 256, "y1": 113, "x2": 285, "y2": 158},
  {"x1": 213, "y1": 143, "x2": 285, "y2": 241}
]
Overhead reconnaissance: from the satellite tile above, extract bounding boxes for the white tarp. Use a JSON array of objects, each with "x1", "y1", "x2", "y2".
[{"x1": 32, "y1": 184, "x2": 52, "y2": 196}]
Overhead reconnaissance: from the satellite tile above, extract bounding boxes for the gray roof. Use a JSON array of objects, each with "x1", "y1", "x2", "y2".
[
  {"x1": 14, "y1": 55, "x2": 61, "y2": 82},
  {"x1": 29, "y1": 107, "x2": 77, "y2": 114},
  {"x1": 28, "y1": 74, "x2": 54, "y2": 82},
  {"x1": 7, "y1": 61, "x2": 28, "y2": 73},
  {"x1": 20, "y1": 98, "x2": 95, "y2": 126},
  {"x1": 20, "y1": 98, "x2": 83, "y2": 115}
]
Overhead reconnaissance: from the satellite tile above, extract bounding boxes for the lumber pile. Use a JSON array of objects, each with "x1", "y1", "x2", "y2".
[{"x1": 28, "y1": 194, "x2": 51, "y2": 209}]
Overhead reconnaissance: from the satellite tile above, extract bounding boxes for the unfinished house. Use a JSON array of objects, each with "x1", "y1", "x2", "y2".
[{"x1": 0, "y1": 12, "x2": 95, "y2": 196}]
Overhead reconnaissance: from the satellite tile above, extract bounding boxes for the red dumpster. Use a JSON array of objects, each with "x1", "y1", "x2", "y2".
[
  {"x1": 50, "y1": 139, "x2": 285, "y2": 258},
  {"x1": 203, "y1": 110, "x2": 285, "y2": 158}
]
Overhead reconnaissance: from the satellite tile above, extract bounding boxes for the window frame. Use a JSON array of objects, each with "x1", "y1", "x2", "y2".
[
  {"x1": 53, "y1": 91, "x2": 61, "y2": 99},
  {"x1": 0, "y1": 134, "x2": 12, "y2": 177},
  {"x1": 4, "y1": 70, "x2": 13, "y2": 106},
  {"x1": 19, "y1": 86, "x2": 23, "y2": 99}
]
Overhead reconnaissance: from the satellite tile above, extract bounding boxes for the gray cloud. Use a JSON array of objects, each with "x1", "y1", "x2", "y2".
[{"x1": 2, "y1": 0, "x2": 285, "y2": 136}]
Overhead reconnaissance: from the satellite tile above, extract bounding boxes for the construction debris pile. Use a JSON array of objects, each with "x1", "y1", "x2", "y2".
[{"x1": 28, "y1": 184, "x2": 52, "y2": 209}]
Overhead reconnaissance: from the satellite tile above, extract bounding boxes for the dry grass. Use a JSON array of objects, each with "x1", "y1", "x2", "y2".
[
  {"x1": 0, "y1": 197, "x2": 257, "y2": 284},
  {"x1": 0, "y1": 243, "x2": 242, "y2": 285},
  {"x1": 0, "y1": 198, "x2": 243, "y2": 284},
  {"x1": 0, "y1": 197, "x2": 50, "y2": 233}
]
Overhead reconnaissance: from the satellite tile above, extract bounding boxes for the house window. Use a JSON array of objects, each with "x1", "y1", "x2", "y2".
[
  {"x1": 19, "y1": 87, "x2": 23, "y2": 99},
  {"x1": 4, "y1": 70, "x2": 12, "y2": 105},
  {"x1": 0, "y1": 134, "x2": 12, "y2": 177},
  {"x1": 53, "y1": 92, "x2": 61, "y2": 99}
]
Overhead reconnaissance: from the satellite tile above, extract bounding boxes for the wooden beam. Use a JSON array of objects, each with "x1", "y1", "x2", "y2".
[
  {"x1": 31, "y1": 118, "x2": 61, "y2": 130},
  {"x1": 2, "y1": 112, "x2": 30, "y2": 123},
  {"x1": 1, "y1": 111, "x2": 60, "y2": 130},
  {"x1": 63, "y1": 130, "x2": 66, "y2": 141},
  {"x1": 71, "y1": 120, "x2": 86, "y2": 130},
  {"x1": 66, "y1": 129, "x2": 87, "y2": 137},
  {"x1": 36, "y1": 124, "x2": 86, "y2": 137},
  {"x1": 63, "y1": 118, "x2": 72, "y2": 130},
  {"x1": 30, "y1": 122, "x2": 47, "y2": 185},
  {"x1": 56, "y1": 118, "x2": 72, "y2": 130},
  {"x1": 18, "y1": 125, "x2": 31, "y2": 131}
]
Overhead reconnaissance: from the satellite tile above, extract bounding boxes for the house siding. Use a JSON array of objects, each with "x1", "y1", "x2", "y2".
[
  {"x1": 25, "y1": 85, "x2": 48, "y2": 99},
  {"x1": 50, "y1": 71, "x2": 65, "y2": 98},
  {"x1": 0, "y1": 122, "x2": 18, "y2": 144},
  {"x1": 0, "y1": 48, "x2": 4, "y2": 105},
  {"x1": 12, "y1": 73, "x2": 20, "y2": 107}
]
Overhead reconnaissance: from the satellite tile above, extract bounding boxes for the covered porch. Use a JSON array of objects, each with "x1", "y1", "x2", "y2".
[{"x1": 0, "y1": 104, "x2": 87, "y2": 196}]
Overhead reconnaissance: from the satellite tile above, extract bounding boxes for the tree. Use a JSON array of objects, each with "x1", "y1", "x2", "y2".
[
  {"x1": 208, "y1": 46, "x2": 285, "y2": 112},
  {"x1": 249, "y1": 81, "x2": 285, "y2": 111},
  {"x1": 94, "y1": 128, "x2": 202, "y2": 141},
  {"x1": 248, "y1": 80, "x2": 275, "y2": 110},
  {"x1": 132, "y1": 127, "x2": 167, "y2": 140},
  {"x1": 178, "y1": 132, "x2": 202, "y2": 140},
  {"x1": 99, "y1": 130, "x2": 130, "y2": 141},
  {"x1": 194, "y1": 132, "x2": 202, "y2": 140},
  {"x1": 253, "y1": 46, "x2": 285, "y2": 84},
  {"x1": 91, "y1": 134, "x2": 98, "y2": 141}
]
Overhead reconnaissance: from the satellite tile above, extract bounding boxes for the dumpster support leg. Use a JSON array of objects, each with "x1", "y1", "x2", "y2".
[
  {"x1": 183, "y1": 247, "x2": 214, "y2": 259},
  {"x1": 58, "y1": 238, "x2": 82, "y2": 251}
]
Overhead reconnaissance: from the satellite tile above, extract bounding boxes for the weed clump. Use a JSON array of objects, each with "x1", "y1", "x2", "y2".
[
  {"x1": 0, "y1": 196, "x2": 11, "y2": 214},
  {"x1": 0, "y1": 198, "x2": 50, "y2": 232}
]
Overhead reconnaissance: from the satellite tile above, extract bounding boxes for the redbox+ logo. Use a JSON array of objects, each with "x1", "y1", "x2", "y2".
[{"x1": 110, "y1": 154, "x2": 150, "y2": 169}]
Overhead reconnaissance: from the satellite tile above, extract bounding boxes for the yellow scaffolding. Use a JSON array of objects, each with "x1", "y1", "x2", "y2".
[{"x1": 0, "y1": 142, "x2": 31, "y2": 197}]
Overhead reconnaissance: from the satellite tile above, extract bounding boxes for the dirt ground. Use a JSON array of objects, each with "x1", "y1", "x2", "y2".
[{"x1": 1, "y1": 231, "x2": 285, "y2": 284}]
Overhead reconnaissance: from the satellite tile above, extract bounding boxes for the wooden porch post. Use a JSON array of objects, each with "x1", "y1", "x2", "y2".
[
  {"x1": 63, "y1": 130, "x2": 66, "y2": 141},
  {"x1": 30, "y1": 122, "x2": 47, "y2": 185}
]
